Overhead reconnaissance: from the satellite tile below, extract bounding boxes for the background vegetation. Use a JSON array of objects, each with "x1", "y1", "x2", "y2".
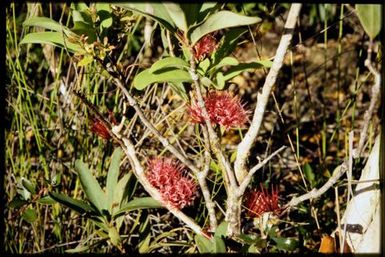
[{"x1": 5, "y1": 3, "x2": 382, "y2": 253}]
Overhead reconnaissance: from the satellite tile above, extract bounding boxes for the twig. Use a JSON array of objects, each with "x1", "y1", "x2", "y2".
[
  {"x1": 198, "y1": 121, "x2": 218, "y2": 231},
  {"x1": 189, "y1": 53, "x2": 237, "y2": 192},
  {"x1": 234, "y1": 3, "x2": 302, "y2": 184},
  {"x1": 113, "y1": 78, "x2": 200, "y2": 175},
  {"x1": 285, "y1": 161, "x2": 348, "y2": 208},
  {"x1": 354, "y1": 41, "x2": 381, "y2": 157},
  {"x1": 237, "y1": 146, "x2": 286, "y2": 196}
]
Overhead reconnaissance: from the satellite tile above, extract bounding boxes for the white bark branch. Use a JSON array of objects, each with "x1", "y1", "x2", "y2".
[{"x1": 234, "y1": 3, "x2": 302, "y2": 184}]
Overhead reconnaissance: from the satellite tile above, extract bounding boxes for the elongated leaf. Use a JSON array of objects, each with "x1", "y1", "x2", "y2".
[
  {"x1": 303, "y1": 163, "x2": 315, "y2": 187},
  {"x1": 356, "y1": 4, "x2": 382, "y2": 39},
  {"x1": 149, "y1": 57, "x2": 189, "y2": 73},
  {"x1": 96, "y1": 3, "x2": 113, "y2": 30},
  {"x1": 113, "y1": 173, "x2": 132, "y2": 209},
  {"x1": 190, "y1": 11, "x2": 261, "y2": 44},
  {"x1": 198, "y1": 3, "x2": 219, "y2": 21},
  {"x1": 49, "y1": 191, "x2": 97, "y2": 214},
  {"x1": 113, "y1": 197, "x2": 162, "y2": 218},
  {"x1": 9, "y1": 196, "x2": 27, "y2": 209},
  {"x1": 212, "y1": 27, "x2": 248, "y2": 66},
  {"x1": 194, "y1": 234, "x2": 213, "y2": 253},
  {"x1": 106, "y1": 148, "x2": 123, "y2": 213},
  {"x1": 75, "y1": 160, "x2": 107, "y2": 213},
  {"x1": 214, "y1": 236, "x2": 226, "y2": 253},
  {"x1": 23, "y1": 16, "x2": 73, "y2": 35},
  {"x1": 65, "y1": 245, "x2": 90, "y2": 253},
  {"x1": 21, "y1": 177, "x2": 36, "y2": 194},
  {"x1": 37, "y1": 195, "x2": 56, "y2": 205},
  {"x1": 169, "y1": 82, "x2": 188, "y2": 100},
  {"x1": 215, "y1": 72, "x2": 225, "y2": 89},
  {"x1": 223, "y1": 60, "x2": 272, "y2": 81},
  {"x1": 210, "y1": 56, "x2": 239, "y2": 74},
  {"x1": 215, "y1": 221, "x2": 229, "y2": 238},
  {"x1": 22, "y1": 208, "x2": 38, "y2": 223},
  {"x1": 117, "y1": 3, "x2": 176, "y2": 33},
  {"x1": 181, "y1": 4, "x2": 201, "y2": 27},
  {"x1": 163, "y1": 3, "x2": 188, "y2": 32},
  {"x1": 20, "y1": 32, "x2": 82, "y2": 53},
  {"x1": 133, "y1": 68, "x2": 192, "y2": 90}
]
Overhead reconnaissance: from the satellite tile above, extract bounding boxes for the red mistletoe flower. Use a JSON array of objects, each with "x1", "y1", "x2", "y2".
[
  {"x1": 188, "y1": 91, "x2": 249, "y2": 129},
  {"x1": 146, "y1": 157, "x2": 197, "y2": 209},
  {"x1": 193, "y1": 33, "x2": 218, "y2": 61},
  {"x1": 245, "y1": 184, "x2": 280, "y2": 218},
  {"x1": 90, "y1": 110, "x2": 117, "y2": 140}
]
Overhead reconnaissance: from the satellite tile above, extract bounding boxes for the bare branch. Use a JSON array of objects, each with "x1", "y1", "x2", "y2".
[
  {"x1": 354, "y1": 41, "x2": 381, "y2": 157},
  {"x1": 113, "y1": 78, "x2": 200, "y2": 175},
  {"x1": 234, "y1": 3, "x2": 302, "y2": 184},
  {"x1": 237, "y1": 146, "x2": 286, "y2": 196},
  {"x1": 285, "y1": 161, "x2": 348, "y2": 208}
]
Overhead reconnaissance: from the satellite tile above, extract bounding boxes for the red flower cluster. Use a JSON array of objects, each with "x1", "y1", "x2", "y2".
[
  {"x1": 245, "y1": 184, "x2": 280, "y2": 218},
  {"x1": 146, "y1": 157, "x2": 197, "y2": 209},
  {"x1": 193, "y1": 33, "x2": 218, "y2": 61},
  {"x1": 188, "y1": 91, "x2": 249, "y2": 129},
  {"x1": 90, "y1": 111, "x2": 117, "y2": 140}
]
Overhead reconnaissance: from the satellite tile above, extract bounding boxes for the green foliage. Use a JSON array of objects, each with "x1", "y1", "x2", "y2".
[
  {"x1": 20, "y1": 32, "x2": 82, "y2": 53},
  {"x1": 133, "y1": 68, "x2": 192, "y2": 90},
  {"x1": 49, "y1": 148, "x2": 163, "y2": 251},
  {"x1": 189, "y1": 11, "x2": 261, "y2": 44},
  {"x1": 356, "y1": 4, "x2": 382, "y2": 39}
]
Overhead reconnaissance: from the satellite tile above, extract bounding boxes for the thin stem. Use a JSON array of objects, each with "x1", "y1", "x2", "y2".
[{"x1": 189, "y1": 53, "x2": 238, "y2": 191}]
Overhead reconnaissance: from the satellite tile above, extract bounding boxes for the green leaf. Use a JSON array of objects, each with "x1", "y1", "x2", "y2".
[
  {"x1": 113, "y1": 173, "x2": 132, "y2": 209},
  {"x1": 117, "y1": 3, "x2": 176, "y2": 33},
  {"x1": 194, "y1": 234, "x2": 212, "y2": 253},
  {"x1": 271, "y1": 237, "x2": 299, "y2": 251},
  {"x1": 163, "y1": 3, "x2": 188, "y2": 32},
  {"x1": 75, "y1": 160, "x2": 107, "y2": 213},
  {"x1": 197, "y1": 58, "x2": 210, "y2": 74},
  {"x1": 133, "y1": 68, "x2": 193, "y2": 90},
  {"x1": 200, "y1": 77, "x2": 213, "y2": 87},
  {"x1": 37, "y1": 195, "x2": 56, "y2": 205},
  {"x1": 181, "y1": 4, "x2": 201, "y2": 27},
  {"x1": 65, "y1": 245, "x2": 90, "y2": 253},
  {"x1": 356, "y1": 4, "x2": 382, "y2": 39},
  {"x1": 23, "y1": 16, "x2": 73, "y2": 35},
  {"x1": 9, "y1": 196, "x2": 27, "y2": 209},
  {"x1": 169, "y1": 82, "x2": 188, "y2": 100},
  {"x1": 149, "y1": 57, "x2": 189, "y2": 73},
  {"x1": 108, "y1": 226, "x2": 121, "y2": 246},
  {"x1": 21, "y1": 177, "x2": 36, "y2": 194},
  {"x1": 77, "y1": 55, "x2": 94, "y2": 67},
  {"x1": 303, "y1": 163, "x2": 315, "y2": 187},
  {"x1": 215, "y1": 221, "x2": 228, "y2": 238},
  {"x1": 211, "y1": 56, "x2": 239, "y2": 73},
  {"x1": 223, "y1": 60, "x2": 272, "y2": 81},
  {"x1": 20, "y1": 32, "x2": 82, "y2": 53},
  {"x1": 190, "y1": 11, "x2": 261, "y2": 44},
  {"x1": 49, "y1": 191, "x2": 98, "y2": 215},
  {"x1": 106, "y1": 148, "x2": 123, "y2": 213},
  {"x1": 215, "y1": 72, "x2": 225, "y2": 89},
  {"x1": 22, "y1": 208, "x2": 38, "y2": 223},
  {"x1": 71, "y1": 21, "x2": 97, "y2": 43},
  {"x1": 212, "y1": 28, "x2": 248, "y2": 66},
  {"x1": 213, "y1": 235, "x2": 226, "y2": 253},
  {"x1": 96, "y1": 3, "x2": 113, "y2": 31},
  {"x1": 113, "y1": 197, "x2": 163, "y2": 218}
]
